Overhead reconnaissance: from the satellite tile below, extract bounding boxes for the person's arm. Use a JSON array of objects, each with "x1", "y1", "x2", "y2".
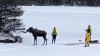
[
  {"x1": 51, "y1": 29, "x2": 53, "y2": 35},
  {"x1": 90, "y1": 27, "x2": 92, "y2": 34},
  {"x1": 56, "y1": 30, "x2": 58, "y2": 35}
]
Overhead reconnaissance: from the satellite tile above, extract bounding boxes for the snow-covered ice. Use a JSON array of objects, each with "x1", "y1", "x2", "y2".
[{"x1": 0, "y1": 6, "x2": 100, "y2": 56}]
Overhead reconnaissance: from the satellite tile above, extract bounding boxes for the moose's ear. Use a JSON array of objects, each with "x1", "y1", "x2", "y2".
[{"x1": 30, "y1": 27, "x2": 33, "y2": 28}]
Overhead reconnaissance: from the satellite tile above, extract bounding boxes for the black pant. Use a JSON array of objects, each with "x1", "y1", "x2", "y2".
[{"x1": 52, "y1": 35, "x2": 57, "y2": 44}]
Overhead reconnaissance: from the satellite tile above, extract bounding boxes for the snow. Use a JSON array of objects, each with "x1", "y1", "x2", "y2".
[
  {"x1": 0, "y1": 33, "x2": 15, "y2": 40},
  {"x1": 0, "y1": 6, "x2": 100, "y2": 56}
]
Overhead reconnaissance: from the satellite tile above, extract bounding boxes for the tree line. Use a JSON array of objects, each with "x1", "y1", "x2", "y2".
[{"x1": 7, "y1": 0, "x2": 100, "y2": 6}]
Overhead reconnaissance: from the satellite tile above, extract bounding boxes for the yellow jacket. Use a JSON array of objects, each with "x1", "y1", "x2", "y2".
[
  {"x1": 85, "y1": 33, "x2": 90, "y2": 44},
  {"x1": 52, "y1": 29, "x2": 57, "y2": 35}
]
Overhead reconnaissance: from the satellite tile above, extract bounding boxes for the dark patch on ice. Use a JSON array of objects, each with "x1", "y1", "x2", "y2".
[
  {"x1": 65, "y1": 43, "x2": 85, "y2": 46},
  {"x1": 56, "y1": 43, "x2": 84, "y2": 46},
  {"x1": 57, "y1": 42, "x2": 100, "y2": 46}
]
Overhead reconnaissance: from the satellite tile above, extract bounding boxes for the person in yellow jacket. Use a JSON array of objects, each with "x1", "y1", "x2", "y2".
[
  {"x1": 51, "y1": 27, "x2": 57, "y2": 44},
  {"x1": 85, "y1": 31, "x2": 91, "y2": 47}
]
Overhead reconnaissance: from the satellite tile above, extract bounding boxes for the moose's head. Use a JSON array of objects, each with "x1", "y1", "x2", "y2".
[{"x1": 26, "y1": 27, "x2": 33, "y2": 33}]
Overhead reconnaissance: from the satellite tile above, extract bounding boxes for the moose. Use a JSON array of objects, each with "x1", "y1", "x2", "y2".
[{"x1": 26, "y1": 27, "x2": 47, "y2": 45}]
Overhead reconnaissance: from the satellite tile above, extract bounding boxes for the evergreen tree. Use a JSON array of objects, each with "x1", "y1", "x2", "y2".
[{"x1": 0, "y1": 0, "x2": 24, "y2": 36}]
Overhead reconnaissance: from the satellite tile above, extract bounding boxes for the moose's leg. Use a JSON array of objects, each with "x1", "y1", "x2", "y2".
[
  {"x1": 45, "y1": 39, "x2": 47, "y2": 45},
  {"x1": 42, "y1": 39, "x2": 45, "y2": 45},
  {"x1": 44, "y1": 36, "x2": 47, "y2": 46},
  {"x1": 34, "y1": 37, "x2": 37, "y2": 45},
  {"x1": 36, "y1": 37, "x2": 37, "y2": 45},
  {"x1": 34, "y1": 39, "x2": 35, "y2": 45},
  {"x1": 42, "y1": 35, "x2": 47, "y2": 46},
  {"x1": 43, "y1": 36, "x2": 46, "y2": 45}
]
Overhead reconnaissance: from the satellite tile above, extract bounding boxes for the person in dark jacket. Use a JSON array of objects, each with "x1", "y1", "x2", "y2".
[
  {"x1": 51, "y1": 27, "x2": 57, "y2": 44},
  {"x1": 86, "y1": 25, "x2": 92, "y2": 40}
]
